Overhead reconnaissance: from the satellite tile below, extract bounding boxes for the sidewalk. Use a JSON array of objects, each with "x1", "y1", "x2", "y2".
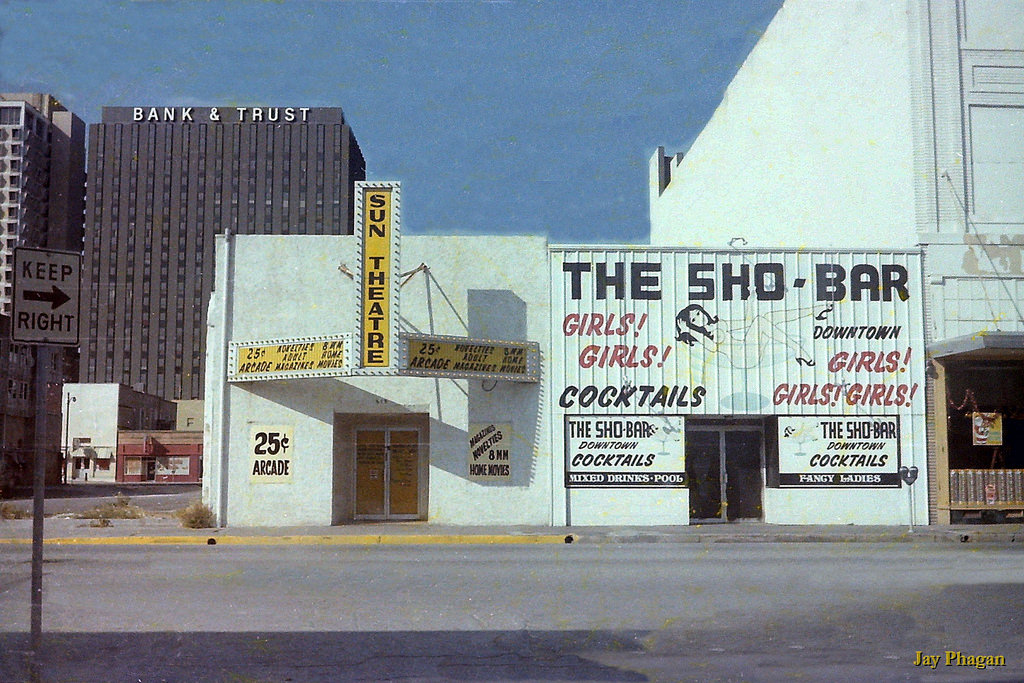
[{"x1": 1, "y1": 514, "x2": 1021, "y2": 545}]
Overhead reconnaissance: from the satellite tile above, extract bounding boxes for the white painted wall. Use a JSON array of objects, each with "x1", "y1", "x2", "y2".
[
  {"x1": 61, "y1": 383, "x2": 121, "y2": 482},
  {"x1": 922, "y1": 235, "x2": 1024, "y2": 340},
  {"x1": 62, "y1": 384, "x2": 120, "y2": 452},
  {"x1": 915, "y1": 0, "x2": 1024, "y2": 340},
  {"x1": 205, "y1": 234, "x2": 552, "y2": 527},
  {"x1": 649, "y1": 0, "x2": 916, "y2": 250},
  {"x1": 764, "y1": 488, "x2": 925, "y2": 525}
]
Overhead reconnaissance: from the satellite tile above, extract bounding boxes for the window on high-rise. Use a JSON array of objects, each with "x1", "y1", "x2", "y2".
[{"x1": 0, "y1": 106, "x2": 19, "y2": 125}]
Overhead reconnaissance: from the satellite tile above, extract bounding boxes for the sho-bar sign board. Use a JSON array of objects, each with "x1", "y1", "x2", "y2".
[{"x1": 12, "y1": 247, "x2": 81, "y2": 345}]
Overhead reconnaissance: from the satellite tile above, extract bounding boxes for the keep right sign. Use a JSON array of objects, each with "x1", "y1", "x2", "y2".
[{"x1": 12, "y1": 247, "x2": 81, "y2": 345}]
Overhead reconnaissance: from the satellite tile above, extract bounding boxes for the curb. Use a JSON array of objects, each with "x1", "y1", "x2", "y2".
[
  {"x1": 1, "y1": 530, "x2": 1020, "y2": 545},
  {"x1": 0, "y1": 533, "x2": 578, "y2": 546},
  {"x1": 579, "y1": 533, "x2": 1022, "y2": 544}
]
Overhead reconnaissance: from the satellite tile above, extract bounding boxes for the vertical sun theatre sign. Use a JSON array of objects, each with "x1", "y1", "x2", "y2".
[{"x1": 355, "y1": 182, "x2": 401, "y2": 371}]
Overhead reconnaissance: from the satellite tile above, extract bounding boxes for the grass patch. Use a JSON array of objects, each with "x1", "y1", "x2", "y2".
[
  {"x1": 177, "y1": 499, "x2": 216, "y2": 528},
  {"x1": 1, "y1": 502, "x2": 31, "y2": 520},
  {"x1": 76, "y1": 493, "x2": 145, "y2": 520}
]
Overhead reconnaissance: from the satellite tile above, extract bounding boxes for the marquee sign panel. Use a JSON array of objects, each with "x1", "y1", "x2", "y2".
[
  {"x1": 228, "y1": 334, "x2": 352, "y2": 382},
  {"x1": 400, "y1": 333, "x2": 540, "y2": 382}
]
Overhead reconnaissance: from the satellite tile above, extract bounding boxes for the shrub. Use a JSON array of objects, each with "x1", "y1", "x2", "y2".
[
  {"x1": 76, "y1": 493, "x2": 145, "y2": 520},
  {"x1": 1, "y1": 502, "x2": 31, "y2": 520},
  {"x1": 177, "y1": 499, "x2": 216, "y2": 529}
]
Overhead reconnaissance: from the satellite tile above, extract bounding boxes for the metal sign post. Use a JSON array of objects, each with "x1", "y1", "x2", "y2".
[
  {"x1": 12, "y1": 247, "x2": 81, "y2": 666},
  {"x1": 30, "y1": 419, "x2": 44, "y2": 652},
  {"x1": 899, "y1": 465, "x2": 919, "y2": 532}
]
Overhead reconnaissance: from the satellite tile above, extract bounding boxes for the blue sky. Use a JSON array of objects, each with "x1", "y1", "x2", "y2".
[{"x1": 0, "y1": 0, "x2": 780, "y2": 243}]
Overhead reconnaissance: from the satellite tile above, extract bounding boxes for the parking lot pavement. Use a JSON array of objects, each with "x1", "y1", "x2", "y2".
[{"x1": 3, "y1": 483, "x2": 200, "y2": 515}]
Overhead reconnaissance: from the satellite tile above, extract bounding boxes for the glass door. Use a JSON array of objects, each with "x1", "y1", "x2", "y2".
[
  {"x1": 686, "y1": 425, "x2": 764, "y2": 522},
  {"x1": 686, "y1": 431, "x2": 724, "y2": 520},
  {"x1": 355, "y1": 429, "x2": 420, "y2": 520}
]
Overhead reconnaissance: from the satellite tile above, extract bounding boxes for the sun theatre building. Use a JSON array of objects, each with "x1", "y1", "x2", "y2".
[
  {"x1": 204, "y1": 182, "x2": 927, "y2": 527},
  {"x1": 204, "y1": 183, "x2": 552, "y2": 526}
]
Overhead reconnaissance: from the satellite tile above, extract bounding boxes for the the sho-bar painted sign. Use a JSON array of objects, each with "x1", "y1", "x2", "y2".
[{"x1": 12, "y1": 247, "x2": 81, "y2": 345}]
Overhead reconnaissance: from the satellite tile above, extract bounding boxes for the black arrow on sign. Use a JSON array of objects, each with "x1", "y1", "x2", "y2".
[{"x1": 23, "y1": 285, "x2": 71, "y2": 310}]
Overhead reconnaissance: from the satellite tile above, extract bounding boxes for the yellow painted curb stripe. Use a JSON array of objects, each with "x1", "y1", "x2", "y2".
[{"x1": 0, "y1": 534, "x2": 571, "y2": 546}]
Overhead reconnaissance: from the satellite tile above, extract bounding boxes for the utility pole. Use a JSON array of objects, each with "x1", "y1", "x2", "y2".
[{"x1": 62, "y1": 392, "x2": 76, "y2": 484}]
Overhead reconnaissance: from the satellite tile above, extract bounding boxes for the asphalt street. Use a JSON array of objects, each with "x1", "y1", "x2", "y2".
[{"x1": 1, "y1": 541, "x2": 1022, "y2": 682}]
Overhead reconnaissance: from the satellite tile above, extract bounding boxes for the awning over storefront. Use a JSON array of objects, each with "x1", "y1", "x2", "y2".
[{"x1": 928, "y1": 331, "x2": 1024, "y2": 361}]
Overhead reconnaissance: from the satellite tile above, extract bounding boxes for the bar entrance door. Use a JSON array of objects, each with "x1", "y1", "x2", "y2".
[
  {"x1": 686, "y1": 424, "x2": 764, "y2": 522},
  {"x1": 354, "y1": 429, "x2": 420, "y2": 520}
]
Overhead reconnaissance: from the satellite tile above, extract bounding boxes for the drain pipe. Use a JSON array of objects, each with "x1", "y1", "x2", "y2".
[{"x1": 211, "y1": 230, "x2": 236, "y2": 527}]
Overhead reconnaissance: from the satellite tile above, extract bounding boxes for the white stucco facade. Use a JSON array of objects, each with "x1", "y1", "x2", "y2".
[
  {"x1": 61, "y1": 384, "x2": 120, "y2": 482},
  {"x1": 204, "y1": 234, "x2": 552, "y2": 527},
  {"x1": 649, "y1": 0, "x2": 918, "y2": 249},
  {"x1": 914, "y1": 0, "x2": 1024, "y2": 341},
  {"x1": 204, "y1": 232, "x2": 929, "y2": 528},
  {"x1": 649, "y1": 0, "x2": 1024, "y2": 523}
]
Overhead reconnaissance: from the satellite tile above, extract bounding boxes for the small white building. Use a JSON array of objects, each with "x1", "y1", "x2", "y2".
[{"x1": 61, "y1": 383, "x2": 176, "y2": 482}]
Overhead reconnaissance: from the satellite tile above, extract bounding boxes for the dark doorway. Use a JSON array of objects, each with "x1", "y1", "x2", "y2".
[{"x1": 686, "y1": 421, "x2": 764, "y2": 522}]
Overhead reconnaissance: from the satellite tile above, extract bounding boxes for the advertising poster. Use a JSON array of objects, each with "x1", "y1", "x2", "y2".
[
  {"x1": 249, "y1": 425, "x2": 294, "y2": 483},
  {"x1": 778, "y1": 416, "x2": 900, "y2": 487},
  {"x1": 468, "y1": 423, "x2": 512, "y2": 481},
  {"x1": 972, "y1": 412, "x2": 1003, "y2": 446},
  {"x1": 565, "y1": 415, "x2": 685, "y2": 487},
  {"x1": 404, "y1": 334, "x2": 540, "y2": 382}
]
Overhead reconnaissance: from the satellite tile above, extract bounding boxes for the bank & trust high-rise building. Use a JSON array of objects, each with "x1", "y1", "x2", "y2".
[{"x1": 80, "y1": 106, "x2": 365, "y2": 400}]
